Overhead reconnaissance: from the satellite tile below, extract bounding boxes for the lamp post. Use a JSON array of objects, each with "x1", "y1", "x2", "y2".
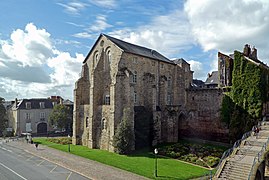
[{"x1": 154, "y1": 148, "x2": 158, "y2": 177}]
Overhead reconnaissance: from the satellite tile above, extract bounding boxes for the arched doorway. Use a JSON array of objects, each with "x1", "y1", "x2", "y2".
[{"x1": 37, "y1": 123, "x2": 47, "y2": 134}]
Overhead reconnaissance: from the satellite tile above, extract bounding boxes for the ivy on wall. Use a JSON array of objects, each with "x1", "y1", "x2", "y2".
[{"x1": 221, "y1": 51, "x2": 269, "y2": 142}]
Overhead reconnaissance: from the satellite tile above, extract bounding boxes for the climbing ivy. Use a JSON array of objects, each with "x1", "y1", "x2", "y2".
[{"x1": 221, "y1": 51, "x2": 269, "y2": 141}]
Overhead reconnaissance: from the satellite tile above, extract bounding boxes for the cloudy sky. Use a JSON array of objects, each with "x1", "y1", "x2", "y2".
[{"x1": 1, "y1": 0, "x2": 269, "y2": 101}]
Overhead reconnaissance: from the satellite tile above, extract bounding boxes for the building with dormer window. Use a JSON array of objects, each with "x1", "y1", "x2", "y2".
[{"x1": 7, "y1": 98, "x2": 55, "y2": 135}]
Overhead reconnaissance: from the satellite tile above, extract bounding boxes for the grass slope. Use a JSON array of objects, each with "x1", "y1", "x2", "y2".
[{"x1": 34, "y1": 138, "x2": 210, "y2": 179}]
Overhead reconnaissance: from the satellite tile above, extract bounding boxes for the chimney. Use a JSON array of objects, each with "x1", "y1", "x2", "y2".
[
  {"x1": 250, "y1": 46, "x2": 257, "y2": 60},
  {"x1": 15, "y1": 98, "x2": 18, "y2": 108},
  {"x1": 243, "y1": 44, "x2": 250, "y2": 57}
]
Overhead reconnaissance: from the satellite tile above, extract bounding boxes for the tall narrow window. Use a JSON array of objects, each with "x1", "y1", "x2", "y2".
[
  {"x1": 86, "y1": 117, "x2": 89, "y2": 128},
  {"x1": 134, "y1": 91, "x2": 137, "y2": 103},
  {"x1": 167, "y1": 94, "x2": 171, "y2": 105},
  {"x1": 107, "y1": 50, "x2": 111, "y2": 63},
  {"x1": 168, "y1": 77, "x2": 172, "y2": 88},
  {"x1": 133, "y1": 71, "x2": 137, "y2": 83},
  {"x1": 104, "y1": 95, "x2": 110, "y2": 105}
]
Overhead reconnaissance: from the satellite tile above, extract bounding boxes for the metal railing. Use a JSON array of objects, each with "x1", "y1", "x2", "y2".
[
  {"x1": 214, "y1": 126, "x2": 255, "y2": 178},
  {"x1": 247, "y1": 136, "x2": 269, "y2": 180}
]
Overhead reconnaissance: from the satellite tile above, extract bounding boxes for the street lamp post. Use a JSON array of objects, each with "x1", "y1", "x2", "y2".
[{"x1": 154, "y1": 148, "x2": 158, "y2": 177}]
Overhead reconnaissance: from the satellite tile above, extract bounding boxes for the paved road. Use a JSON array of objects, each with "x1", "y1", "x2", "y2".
[{"x1": 0, "y1": 139, "x2": 89, "y2": 180}]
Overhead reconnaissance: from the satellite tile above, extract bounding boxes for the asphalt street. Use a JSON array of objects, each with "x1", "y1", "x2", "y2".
[{"x1": 0, "y1": 138, "x2": 90, "y2": 180}]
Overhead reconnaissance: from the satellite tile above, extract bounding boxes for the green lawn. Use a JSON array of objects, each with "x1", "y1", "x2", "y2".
[{"x1": 34, "y1": 138, "x2": 211, "y2": 180}]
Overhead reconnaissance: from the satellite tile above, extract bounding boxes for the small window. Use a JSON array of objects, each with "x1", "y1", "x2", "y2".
[
  {"x1": 161, "y1": 64, "x2": 164, "y2": 68},
  {"x1": 102, "y1": 118, "x2": 107, "y2": 130},
  {"x1": 26, "y1": 102, "x2": 31, "y2": 109},
  {"x1": 100, "y1": 40, "x2": 104, "y2": 47},
  {"x1": 134, "y1": 91, "x2": 137, "y2": 103},
  {"x1": 133, "y1": 57, "x2": 138, "y2": 64},
  {"x1": 152, "y1": 61, "x2": 155, "y2": 66},
  {"x1": 40, "y1": 112, "x2": 45, "y2": 120},
  {"x1": 40, "y1": 102, "x2": 45, "y2": 109},
  {"x1": 104, "y1": 95, "x2": 110, "y2": 105},
  {"x1": 25, "y1": 113, "x2": 30, "y2": 120},
  {"x1": 133, "y1": 71, "x2": 137, "y2": 83}
]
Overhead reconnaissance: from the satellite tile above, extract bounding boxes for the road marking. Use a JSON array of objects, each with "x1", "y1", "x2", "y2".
[
  {"x1": 66, "y1": 172, "x2": 72, "y2": 180},
  {"x1": 37, "y1": 160, "x2": 45, "y2": 166},
  {"x1": 0, "y1": 162, "x2": 28, "y2": 180},
  {"x1": 50, "y1": 165, "x2": 57, "y2": 173},
  {"x1": 26, "y1": 156, "x2": 33, "y2": 161},
  {"x1": 7, "y1": 149, "x2": 12, "y2": 153}
]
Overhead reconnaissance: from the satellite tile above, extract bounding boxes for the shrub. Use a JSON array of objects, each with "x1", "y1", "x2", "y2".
[{"x1": 112, "y1": 108, "x2": 135, "y2": 155}]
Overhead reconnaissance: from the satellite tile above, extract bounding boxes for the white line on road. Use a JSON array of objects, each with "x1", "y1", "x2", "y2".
[
  {"x1": 0, "y1": 162, "x2": 28, "y2": 180},
  {"x1": 50, "y1": 165, "x2": 57, "y2": 173},
  {"x1": 37, "y1": 160, "x2": 45, "y2": 166},
  {"x1": 66, "y1": 172, "x2": 72, "y2": 180}
]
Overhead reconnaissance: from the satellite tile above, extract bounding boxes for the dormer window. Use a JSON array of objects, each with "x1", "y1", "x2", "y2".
[
  {"x1": 26, "y1": 102, "x2": 31, "y2": 109},
  {"x1": 40, "y1": 102, "x2": 45, "y2": 109}
]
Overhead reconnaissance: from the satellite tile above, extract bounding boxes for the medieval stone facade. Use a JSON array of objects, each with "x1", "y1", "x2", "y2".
[{"x1": 72, "y1": 34, "x2": 198, "y2": 151}]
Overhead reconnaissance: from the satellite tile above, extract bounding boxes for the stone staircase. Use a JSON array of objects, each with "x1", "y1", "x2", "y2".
[
  {"x1": 218, "y1": 160, "x2": 252, "y2": 179},
  {"x1": 214, "y1": 121, "x2": 269, "y2": 180}
]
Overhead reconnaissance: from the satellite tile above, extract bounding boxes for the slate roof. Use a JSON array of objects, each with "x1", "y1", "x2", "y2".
[
  {"x1": 17, "y1": 98, "x2": 53, "y2": 109},
  {"x1": 205, "y1": 71, "x2": 219, "y2": 85},
  {"x1": 103, "y1": 34, "x2": 173, "y2": 63},
  {"x1": 84, "y1": 34, "x2": 174, "y2": 64},
  {"x1": 192, "y1": 79, "x2": 205, "y2": 88}
]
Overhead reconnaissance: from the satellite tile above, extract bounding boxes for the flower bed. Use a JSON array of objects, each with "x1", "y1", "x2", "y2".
[{"x1": 158, "y1": 142, "x2": 226, "y2": 168}]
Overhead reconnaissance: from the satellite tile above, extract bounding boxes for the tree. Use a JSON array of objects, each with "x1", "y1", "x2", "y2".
[
  {"x1": 0, "y1": 97, "x2": 8, "y2": 136},
  {"x1": 112, "y1": 108, "x2": 135, "y2": 154},
  {"x1": 49, "y1": 104, "x2": 71, "y2": 130}
]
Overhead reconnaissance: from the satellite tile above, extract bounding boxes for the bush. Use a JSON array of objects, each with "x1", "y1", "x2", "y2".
[{"x1": 112, "y1": 108, "x2": 135, "y2": 155}]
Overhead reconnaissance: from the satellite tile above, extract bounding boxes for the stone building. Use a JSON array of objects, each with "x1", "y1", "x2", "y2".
[
  {"x1": 72, "y1": 34, "x2": 194, "y2": 151},
  {"x1": 74, "y1": 36, "x2": 269, "y2": 152},
  {"x1": 7, "y1": 98, "x2": 54, "y2": 135}
]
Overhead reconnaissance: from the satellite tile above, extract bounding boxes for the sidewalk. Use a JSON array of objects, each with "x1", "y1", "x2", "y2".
[{"x1": 6, "y1": 140, "x2": 149, "y2": 180}]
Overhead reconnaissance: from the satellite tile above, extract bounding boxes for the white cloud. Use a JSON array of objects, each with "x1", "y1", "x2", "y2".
[
  {"x1": 88, "y1": 0, "x2": 117, "y2": 9},
  {"x1": 109, "y1": 9, "x2": 193, "y2": 58},
  {"x1": 184, "y1": 0, "x2": 269, "y2": 62},
  {"x1": 73, "y1": 32, "x2": 93, "y2": 39},
  {"x1": 1, "y1": 23, "x2": 53, "y2": 67},
  {"x1": 73, "y1": 15, "x2": 113, "y2": 38},
  {"x1": 187, "y1": 60, "x2": 205, "y2": 80},
  {"x1": 88, "y1": 15, "x2": 113, "y2": 32},
  {"x1": 48, "y1": 52, "x2": 84, "y2": 86},
  {"x1": 0, "y1": 23, "x2": 84, "y2": 100},
  {"x1": 58, "y1": 1, "x2": 88, "y2": 15}
]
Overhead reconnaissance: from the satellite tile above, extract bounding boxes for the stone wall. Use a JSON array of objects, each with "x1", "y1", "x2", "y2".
[{"x1": 181, "y1": 88, "x2": 229, "y2": 142}]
